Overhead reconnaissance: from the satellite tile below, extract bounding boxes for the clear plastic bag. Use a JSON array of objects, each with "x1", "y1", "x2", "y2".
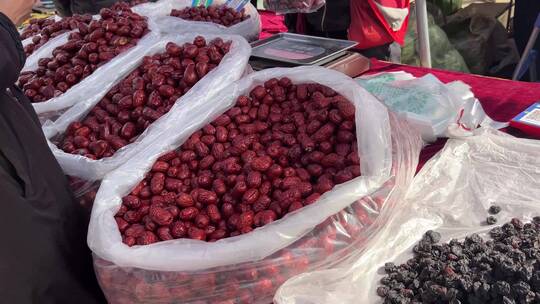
[
  {"x1": 133, "y1": 0, "x2": 261, "y2": 42},
  {"x1": 263, "y1": 0, "x2": 326, "y2": 14},
  {"x1": 87, "y1": 66, "x2": 422, "y2": 303},
  {"x1": 274, "y1": 128, "x2": 540, "y2": 304},
  {"x1": 68, "y1": 176, "x2": 101, "y2": 212},
  {"x1": 357, "y1": 73, "x2": 491, "y2": 142},
  {"x1": 43, "y1": 33, "x2": 251, "y2": 181}
]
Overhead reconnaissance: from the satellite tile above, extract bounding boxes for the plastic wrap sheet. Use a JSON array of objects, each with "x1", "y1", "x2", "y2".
[
  {"x1": 357, "y1": 72, "x2": 508, "y2": 143},
  {"x1": 274, "y1": 128, "x2": 540, "y2": 304},
  {"x1": 88, "y1": 66, "x2": 422, "y2": 303},
  {"x1": 68, "y1": 176, "x2": 101, "y2": 213},
  {"x1": 43, "y1": 33, "x2": 251, "y2": 181},
  {"x1": 133, "y1": 0, "x2": 261, "y2": 41}
]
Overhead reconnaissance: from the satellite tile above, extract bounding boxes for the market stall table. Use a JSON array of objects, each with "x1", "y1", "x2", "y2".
[{"x1": 363, "y1": 59, "x2": 540, "y2": 170}]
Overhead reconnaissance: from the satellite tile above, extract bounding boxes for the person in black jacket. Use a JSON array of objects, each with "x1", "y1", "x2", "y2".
[
  {"x1": 284, "y1": 0, "x2": 350, "y2": 40},
  {"x1": 0, "y1": 1, "x2": 105, "y2": 303},
  {"x1": 514, "y1": 0, "x2": 540, "y2": 81}
]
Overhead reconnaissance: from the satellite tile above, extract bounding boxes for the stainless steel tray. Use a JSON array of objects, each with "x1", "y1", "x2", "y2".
[{"x1": 250, "y1": 33, "x2": 358, "y2": 66}]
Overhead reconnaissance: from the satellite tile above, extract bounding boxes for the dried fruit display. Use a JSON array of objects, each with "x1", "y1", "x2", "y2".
[
  {"x1": 87, "y1": 66, "x2": 424, "y2": 304},
  {"x1": 378, "y1": 217, "x2": 540, "y2": 304},
  {"x1": 21, "y1": 15, "x2": 93, "y2": 56},
  {"x1": 170, "y1": 5, "x2": 250, "y2": 27},
  {"x1": 57, "y1": 36, "x2": 231, "y2": 160},
  {"x1": 114, "y1": 77, "x2": 361, "y2": 246},
  {"x1": 18, "y1": 6, "x2": 149, "y2": 103}
]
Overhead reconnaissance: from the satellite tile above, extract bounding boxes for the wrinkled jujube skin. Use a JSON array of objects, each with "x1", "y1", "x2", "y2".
[
  {"x1": 19, "y1": 5, "x2": 149, "y2": 103},
  {"x1": 57, "y1": 36, "x2": 231, "y2": 161},
  {"x1": 115, "y1": 78, "x2": 361, "y2": 246},
  {"x1": 21, "y1": 14, "x2": 94, "y2": 56},
  {"x1": 378, "y1": 218, "x2": 540, "y2": 304},
  {"x1": 20, "y1": 0, "x2": 148, "y2": 53},
  {"x1": 170, "y1": 5, "x2": 250, "y2": 27}
]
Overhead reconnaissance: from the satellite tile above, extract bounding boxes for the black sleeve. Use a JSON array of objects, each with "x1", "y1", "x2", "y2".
[
  {"x1": 0, "y1": 12, "x2": 105, "y2": 304},
  {"x1": 0, "y1": 12, "x2": 25, "y2": 90}
]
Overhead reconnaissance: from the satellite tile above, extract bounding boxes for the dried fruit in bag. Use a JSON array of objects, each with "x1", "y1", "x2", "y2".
[
  {"x1": 170, "y1": 5, "x2": 250, "y2": 27},
  {"x1": 378, "y1": 218, "x2": 540, "y2": 304},
  {"x1": 56, "y1": 37, "x2": 231, "y2": 160},
  {"x1": 115, "y1": 78, "x2": 361, "y2": 245},
  {"x1": 19, "y1": 6, "x2": 149, "y2": 103}
]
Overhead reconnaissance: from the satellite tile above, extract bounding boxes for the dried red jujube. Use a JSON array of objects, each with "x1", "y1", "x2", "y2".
[{"x1": 116, "y1": 77, "x2": 360, "y2": 246}]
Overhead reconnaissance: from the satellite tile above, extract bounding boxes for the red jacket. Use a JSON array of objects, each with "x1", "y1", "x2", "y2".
[{"x1": 349, "y1": 0, "x2": 410, "y2": 49}]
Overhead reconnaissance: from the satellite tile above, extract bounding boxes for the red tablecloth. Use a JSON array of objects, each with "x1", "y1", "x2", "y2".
[{"x1": 364, "y1": 60, "x2": 540, "y2": 169}]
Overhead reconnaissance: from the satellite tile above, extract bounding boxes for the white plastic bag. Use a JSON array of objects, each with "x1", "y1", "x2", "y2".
[
  {"x1": 263, "y1": 0, "x2": 325, "y2": 14},
  {"x1": 20, "y1": 12, "x2": 159, "y2": 122},
  {"x1": 356, "y1": 73, "x2": 506, "y2": 142},
  {"x1": 88, "y1": 66, "x2": 422, "y2": 303},
  {"x1": 274, "y1": 128, "x2": 540, "y2": 304},
  {"x1": 44, "y1": 33, "x2": 251, "y2": 181},
  {"x1": 22, "y1": 15, "x2": 93, "y2": 70},
  {"x1": 30, "y1": 32, "x2": 161, "y2": 122},
  {"x1": 133, "y1": 0, "x2": 261, "y2": 41},
  {"x1": 23, "y1": 30, "x2": 73, "y2": 77}
]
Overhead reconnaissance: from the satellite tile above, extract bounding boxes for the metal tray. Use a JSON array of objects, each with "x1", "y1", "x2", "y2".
[
  {"x1": 249, "y1": 52, "x2": 348, "y2": 71},
  {"x1": 250, "y1": 33, "x2": 358, "y2": 66}
]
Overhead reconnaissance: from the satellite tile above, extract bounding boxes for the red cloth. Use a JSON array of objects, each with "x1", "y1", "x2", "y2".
[
  {"x1": 365, "y1": 59, "x2": 540, "y2": 170},
  {"x1": 349, "y1": 0, "x2": 410, "y2": 48},
  {"x1": 259, "y1": 11, "x2": 288, "y2": 40},
  {"x1": 349, "y1": 0, "x2": 394, "y2": 49}
]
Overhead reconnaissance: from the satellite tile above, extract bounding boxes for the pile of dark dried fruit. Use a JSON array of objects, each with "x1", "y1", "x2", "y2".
[
  {"x1": 115, "y1": 79, "x2": 360, "y2": 246},
  {"x1": 378, "y1": 217, "x2": 540, "y2": 304},
  {"x1": 170, "y1": 5, "x2": 250, "y2": 27}
]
